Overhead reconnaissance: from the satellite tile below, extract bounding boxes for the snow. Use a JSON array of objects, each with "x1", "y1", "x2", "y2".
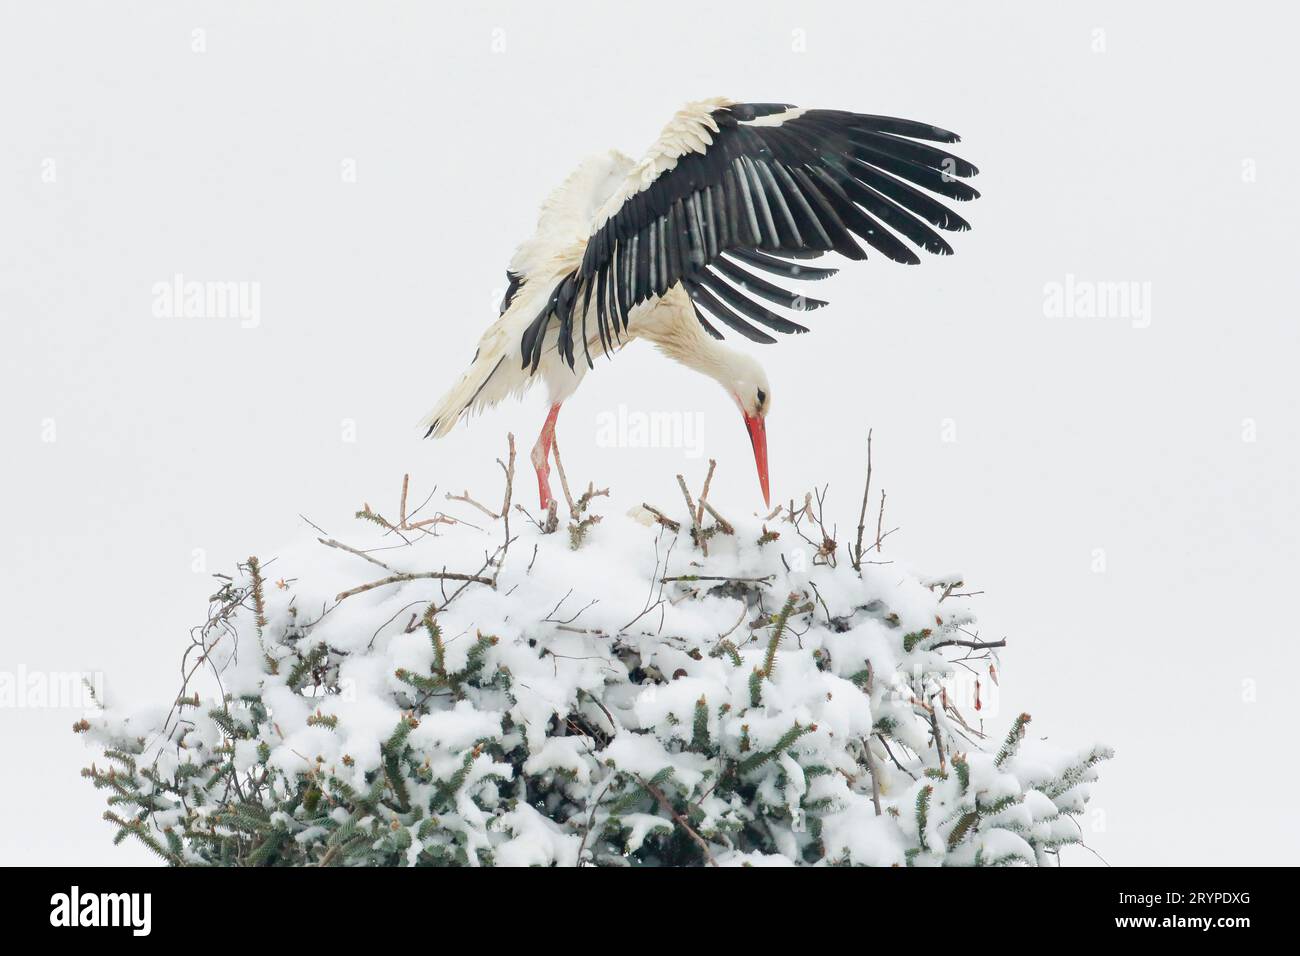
[
  {"x1": 822, "y1": 804, "x2": 908, "y2": 867},
  {"x1": 977, "y1": 827, "x2": 1037, "y2": 866},
  {"x1": 78, "y1": 477, "x2": 1109, "y2": 866}
]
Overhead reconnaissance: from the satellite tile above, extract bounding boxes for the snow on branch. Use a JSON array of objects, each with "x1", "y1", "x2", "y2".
[{"x1": 76, "y1": 434, "x2": 1110, "y2": 867}]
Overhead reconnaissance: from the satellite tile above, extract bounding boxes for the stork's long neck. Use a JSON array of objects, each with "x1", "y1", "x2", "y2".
[
  {"x1": 643, "y1": 299, "x2": 753, "y2": 398},
  {"x1": 643, "y1": 292, "x2": 772, "y2": 506}
]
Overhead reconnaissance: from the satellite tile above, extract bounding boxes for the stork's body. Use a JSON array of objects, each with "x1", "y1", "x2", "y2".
[{"x1": 423, "y1": 98, "x2": 979, "y2": 509}]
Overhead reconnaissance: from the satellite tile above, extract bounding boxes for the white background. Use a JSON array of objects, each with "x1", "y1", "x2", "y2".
[{"x1": 2, "y1": 1, "x2": 1296, "y2": 866}]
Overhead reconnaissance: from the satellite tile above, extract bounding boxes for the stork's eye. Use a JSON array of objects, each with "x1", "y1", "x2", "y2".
[{"x1": 756, "y1": 388, "x2": 767, "y2": 407}]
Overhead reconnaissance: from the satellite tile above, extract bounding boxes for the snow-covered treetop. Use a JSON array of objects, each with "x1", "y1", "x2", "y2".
[{"x1": 79, "y1": 444, "x2": 1109, "y2": 866}]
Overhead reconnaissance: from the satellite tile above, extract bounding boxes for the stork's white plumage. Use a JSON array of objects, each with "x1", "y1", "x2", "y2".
[{"x1": 422, "y1": 98, "x2": 978, "y2": 511}]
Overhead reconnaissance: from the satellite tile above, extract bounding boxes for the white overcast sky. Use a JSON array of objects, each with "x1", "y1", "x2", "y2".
[{"x1": 2, "y1": 1, "x2": 1297, "y2": 865}]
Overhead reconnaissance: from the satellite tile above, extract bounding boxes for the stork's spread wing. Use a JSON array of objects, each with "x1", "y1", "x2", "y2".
[{"x1": 521, "y1": 99, "x2": 978, "y2": 371}]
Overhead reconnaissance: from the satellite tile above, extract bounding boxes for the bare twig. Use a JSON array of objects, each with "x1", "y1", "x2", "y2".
[
  {"x1": 555, "y1": 624, "x2": 610, "y2": 637},
  {"x1": 551, "y1": 434, "x2": 577, "y2": 516},
  {"x1": 875, "y1": 489, "x2": 887, "y2": 553},
  {"x1": 357, "y1": 475, "x2": 455, "y2": 534},
  {"x1": 498, "y1": 435, "x2": 516, "y2": 521},
  {"x1": 676, "y1": 474, "x2": 698, "y2": 521},
  {"x1": 335, "y1": 570, "x2": 494, "y2": 603},
  {"x1": 929, "y1": 637, "x2": 1007, "y2": 651},
  {"x1": 317, "y1": 538, "x2": 394, "y2": 571},
  {"x1": 877, "y1": 734, "x2": 917, "y2": 781},
  {"x1": 513, "y1": 503, "x2": 547, "y2": 532},
  {"x1": 402, "y1": 483, "x2": 440, "y2": 525},
  {"x1": 676, "y1": 474, "x2": 701, "y2": 550},
  {"x1": 298, "y1": 513, "x2": 330, "y2": 537},
  {"x1": 405, "y1": 514, "x2": 457, "y2": 532},
  {"x1": 575, "y1": 780, "x2": 613, "y2": 867},
  {"x1": 861, "y1": 730, "x2": 883, "y2": 816},
  {"x1": 493, "y1": 434, "x2": 516, "y2": 584},
  {"x1": 808, "y1": 485, "x2": 837, "y2": 566},
  {"x1": 852, "y1": 428, "x2": 873, "y2": 571},
  {"x1": 445, "y1": 491, "x2": 499, "y2": 521},
  {"x1": 700, "y1": 500, "x2": 734, "y2": 536},
  {"x1": 717, "y1": 604, "x2": 749, "y2": 642},
  {"x1": 634, "y1": 773, "x2": 718, "y2": 867},
  {"x1": 695, "y1": 459, "x2": 717, "y2": 529},
  {"x1": 641, "y1": 504, "x2": 681, "y2": 533},
  {"x1": 929, "y1": 706, "x2": 947, "y2": 775},
  {"x1": 622, "y1": 599, "x2": 667, "y2": 632},
  {"x1": 660, "y1": 574, "x2": 774, "y2": 585}
]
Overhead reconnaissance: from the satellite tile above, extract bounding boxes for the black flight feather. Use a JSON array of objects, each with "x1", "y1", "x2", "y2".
[{"x1": 514, "y1": 101, "x2": 978, "y2": 369}]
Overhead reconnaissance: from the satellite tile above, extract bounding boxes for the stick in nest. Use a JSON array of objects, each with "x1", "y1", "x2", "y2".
[
  {"x1": 676, "y1": 466, "x2": 733, "y2": 554},
  {"x1": 334, "y1": 570, "x2": 495, "y2": 603},
  {"x1": 695, "y1": 459, "x2": 716, "y2": 529},
  {"x1": 852, "y1": 428, "x2": 873, "y2": 571},
  {"x1": 446, "y1": 491, "x2": 500, "y2": 521},
  {"x1": 641, "y1": 504, "x2": 681, "y2": 533},
  {"x1": 550, "y1": 434, "x2": 577, "y2": 516}
]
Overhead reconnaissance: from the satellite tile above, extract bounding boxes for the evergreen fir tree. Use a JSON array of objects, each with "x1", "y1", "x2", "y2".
[{"x1": 78, "y1": 452, "x2": 1110, "y2": 866}]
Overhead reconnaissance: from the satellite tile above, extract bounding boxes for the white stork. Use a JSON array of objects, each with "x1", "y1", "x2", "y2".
[{"x1": 422, "y1": 98, "x2": 978, "y2": 510}]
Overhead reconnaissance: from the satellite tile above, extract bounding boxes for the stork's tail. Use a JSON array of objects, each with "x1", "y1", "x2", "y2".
[
  {"x1": 420, "y1": 271, "x2": 568, "y2": 438},
  {"x1": 419, "y1": 351, "x2": 507, "y2": 439}
]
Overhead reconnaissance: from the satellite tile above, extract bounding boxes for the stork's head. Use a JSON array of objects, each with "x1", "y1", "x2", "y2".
[{"x1": 725, "y1": 353, "x2": 772, "y2": 508}]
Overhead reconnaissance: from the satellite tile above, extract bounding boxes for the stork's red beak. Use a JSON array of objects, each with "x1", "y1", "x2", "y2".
[{"x1": 743, "y1": 412, "x2": 770, "y2": 507}]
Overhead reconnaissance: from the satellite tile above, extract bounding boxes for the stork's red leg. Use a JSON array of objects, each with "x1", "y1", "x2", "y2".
[{"x1": 531, "y1": 403, "x2": 562, "y2": 511}]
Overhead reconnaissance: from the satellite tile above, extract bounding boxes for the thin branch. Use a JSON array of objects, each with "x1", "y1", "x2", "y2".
[
  {"x1": 317, "y1": 538, "x2": 394, "y2": 571},
  {"x1": 877, "y1": 733, "x2": 917, "y2": 781},
  {"x1": 445, "y1": 491, "x2": 499, "y2": 521},
  {"x1": 493, "y1": 434, "x2": 516, "y2": 585},
  {"x1": 875, "y1": 489, "x2": 887, "y2": 553},
  {"x1": 622, "y1": 599, "x2": 667, "y2": 632},
  {"x1": 575, "y1": 780, "x2": 613, "y2": 867},
  {"x1": 660, "y1": 574, "x2": 774, "y2": 585},
  {"x1": 929, "y1": 637, "x2": 1007, "y2": 651},
  {"x1": 695, "y1": 458, "x2": 716, "y2": 529},
  {"x1": 676, "y1": 473, "x2": 701, "y2": 551},
  {"x1": 402, "y1": 484, "x2": 439, "y2": 525},
  {"x1": 544, "y1": 589, "x2": 575, "y2": 622},
  {"x1": 700, "y1": 500, "x2": 734, "y2": 536},
  {"x1": 634, "y1": 773, "x2": 718, "y2": 867},
  {"x1": 298, "y1": 513, "x2": 330, "y2": 537},
  {"x1": 929, "y1": 706, "x2": 947, "y2": 775},
  {"x1": 641, "y1": 503, "x2": 681, "y2": 533},
  {"x1": 551, "y1": 434, "x2": 577, "y2": 516},
  {"x1": 861, "y1": 733, "x2": 883, "y2": 816},
  {"x1": 335, "y1": 570, "x2": 494, "y2": 603},
  {"x1": 852, "y1": 428, "x2": 872, "y2": 571}
]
